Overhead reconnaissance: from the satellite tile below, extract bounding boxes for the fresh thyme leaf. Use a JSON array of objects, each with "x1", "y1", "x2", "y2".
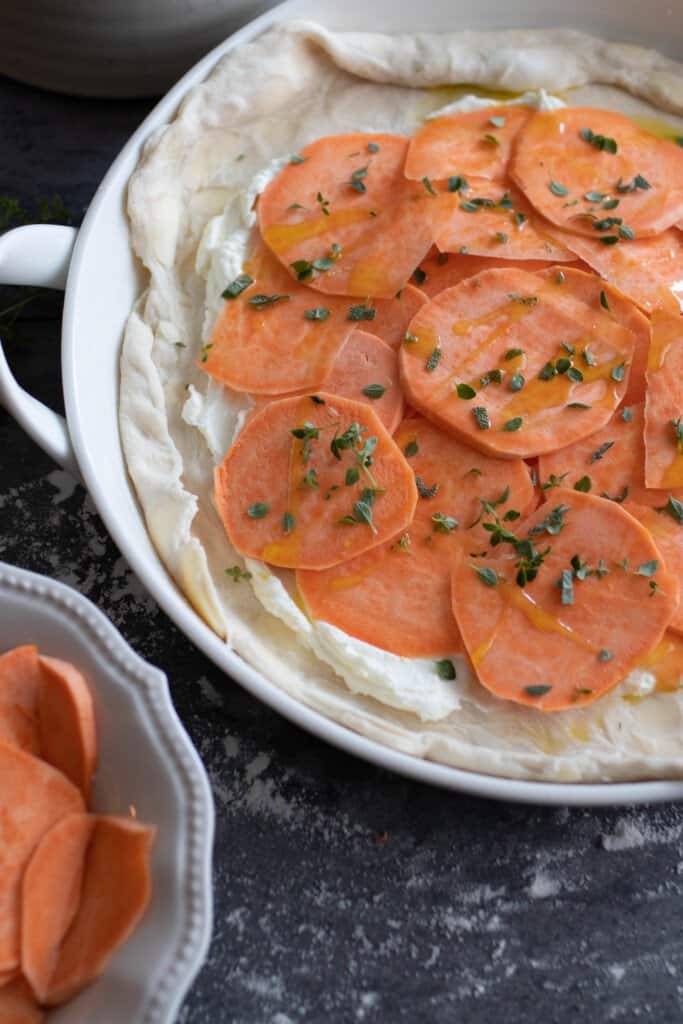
[
  {"x1": 567, "y1": 367, "x2": 584, "y2": 383},
  {"x1": 348, "y1": 303, "x2": 376, "y2": 321},
  {"x1": 353, "y1": 499, "x2": 376, "y2": 533},
  {"x1": 404, "y1": 331, "x2": 418, "y2": 345},
  {"x1": 489, "y1": 115, "x2": 506, "y2": 128},
  {"x1": 225, "y1": 565, "x2": 252, "y2": 582},
  {"x1": 248, "y1": 293, "x2": 290, "y2": 308},
  {"x1": 456, "y1": 382, "x2": 477, "y2": 400},
  {"x1": 495, "y1": 232, "x2": 508, "y2": 243},
  {"x1": 600, "y1": 235, "x2": 619, "y2": 246},
  {"x1": 222, "y1": 273, "x2": 254, "y2": 299},
  {"x1": 619, "y1": 224, "x2": 635, "y2": 240},
  {"x1": 200, "y1": 343, "x2": 213, "y2": 363},
  {"x1": 432, "y1": 512, "x2": 459, "y2": 534},
  {"x1": 600, "y1": 485, "x2": 628, "y2": 504},
  {"x1": 557, "y1": 568, "x2": 574, "y2": 605},
  {"x1": 416, "y1": 476, "x2": 440, "y2": 499},
  {"x1": 367, "y1": 142, "x2": 380, "y2": 153},
  {"x1": 345, "y1": 467, "x2": 360, "y2": 486},
  {"x1": 598, "y1": 649, "x2": 614, "y2": 662},
  {"x1": 289, "y1": 154, "x2": 306, "y2": 164},
  {"x1": 460, "y1": 200, "x2": 480, "y2": 213},
  {"x1": 302, "y1": 469, "x2": 319, "y2": 488},
  {"x1": 529, "y1": 504, "x2": 571, "y2": 537},
  {"x1": 502, "y1": 417, "x2": 522, "y2": 432},
  {"x1": 483, "y1": 133, "x2": 500, "y2": 146},
  {"x1": 312, "y1": 256, "x2": 334, "y2": 271},
  {"x1": 636, "y1": 560, "x2": 658, "y2": 577},
  {"x1": 542, "y1": 472, "x2": 569, "y2": 491},
  {"x1": 584, "y1": 190, "x2": 607, "y2": 202},
  {"x1": 580, "y1": 128, "x2": 618, "y2": 153},
  {"x1": 247, "y1": 502, "x2": 270, "y2": 519},
  {"x1": 616, "y1": 174, "x2": 651, "y2": 193},
  {"x1": 448, "y1": 175, "x2": 468, "y2": 193},
  {"x1": 602, "y1": 197, "x2": 620, "y2": 210},
  {"x1": 549, "y1": 180, "x2": 569, "y2": 197},
  {"x1": 662, "y1": 495, "x2": 683, "y2": 525},
  {"x1": 525, "y1": 685, "x2": 552, "y2": 697},
  {"x1": 404, "y1": 439, "x2": 419, "y2": 458},
  {"x1": 304, "y1": 307, "x2": 330, "y2": 321},
  {"x1": 505, "y1": 348, "x2": 524, "y2": 360},
  {"x1": 282, "y1": 512, "x2": 296, "y2": 534},
  {"x1": 611, "y1": 363, "x2": 626, "y2": 382},
  {"x1": 574, "y1": 476, "x2": 592, "y2": 492},
  {"x1": 538, "y1": 362, "x2": 556, "y2": 381},
  {"x1": 672, "y1": 417, "x2": 683, "y2": 453},
  {"x1": 413, "y1": 267, "x2": 427, "y2": 285},
  {"x1": 475, "y1": 566, "x2": 499, "y2": 587},
  {"x1": 467, "y1": 467, "x2": 483, "y2": 477},
  {"x1": 422, "y1": 176, "x2": 437, "y2": 196},
  {"x1": 510, "y1": 372, "x2": 525, "y2": 392},
  {"x1": 480, "y1": 369, "x2": 504, "y2": 387},
  {"x1": 362, "y1": 383, "x2": 386, "y2": 399},
  {"x1": 590, "y1": 440, "x2": 615, "y2": 463},
  {"x1": 508, "y1": 293, "x2": 538, "y2": 306},
  {"x1": 514, "y1": 211, "x2": 527, "y2": 227},
  {"x1": 555, "y1": 357, "x2": 571, "y2": 375},
  {"x1": 600, "y1": 289, "x2": 611, "y2": 311},
  {"x1": 472, "y1": 406, "x2": 490, "y2": 431},
  {"x1": 436, "y1": 658, "x2": 457, "y2": 680},
  {"x1": 425, "y1": 347, "x2": 442, "y2": 373},
  {"x1": 583, "y1": 348, "x2": 597, "y2": 367},
  {"x1": 621, "y1": 407, "x2": 633, "y2": 423},
  {"x1": 316, "y1": 192, "x2": 330, "y2": 215}
]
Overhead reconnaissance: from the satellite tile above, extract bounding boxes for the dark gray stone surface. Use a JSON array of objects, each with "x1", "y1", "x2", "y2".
[{"x1": 1, "y1": 73, "x2": 683, "y2": 1024}]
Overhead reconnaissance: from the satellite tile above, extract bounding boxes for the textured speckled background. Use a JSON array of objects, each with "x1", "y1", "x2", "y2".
[{"x1": 2, "y1": 73, "x2": 683, "y2": 1024}]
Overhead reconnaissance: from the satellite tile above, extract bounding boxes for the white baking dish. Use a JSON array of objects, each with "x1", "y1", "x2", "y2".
[{"x1": 1, "y1": 0, "x2": 683, "y2": 805}]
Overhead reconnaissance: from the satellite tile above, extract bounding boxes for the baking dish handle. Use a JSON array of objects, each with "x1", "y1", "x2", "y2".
[{"x1": 0, "y1": 224, "x2": 82, "y2": 482}]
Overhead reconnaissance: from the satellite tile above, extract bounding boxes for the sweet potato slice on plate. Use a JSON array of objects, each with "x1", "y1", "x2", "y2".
[
  {"x1": 405, "y1": 104, "x2": 532, "y2": 183},
  {"x1": 538, "y1": 403, "x2": 683, "y2": 510},
  {"x1": 434, "y1": 179, "x2": 575, "y2": 261},
  {"x1": 21, "y1": 813, "x2": 95, "y2": 1004},
  {"x1": 0, "y1": 646, "x2": 42, "y2": 755},
  {"x1": 399, "y1": 266, "x2": 635, "y2": 458},
  {"x1": 534, "y1": 225, "x2": 683, "y2": 314},
  {"x1": 451, "y1": 490, "x2": 677, "y2": 710},
  {"x1": 258, "y1": 133, "x2": 437, "y2": 298},
  {"x1": 416, "y1": 249, "x2": 557, "y2": 298},
  {"x1": 45, "y1": 816, "x2": 155, "y2": 1007},
  {"x1": 511, "y1": 108, "x2": 683, "y2": 238},
  {"x1": 0, "y1": 742, "x2": 84, "y2": 973},
  {"x1": 297, "y1": 415, "x2": 534, "y2": 658},
  {"x1": 626, "y1": 502, "x2": 683, "y2": 636},
  {"x1": 0, "y1": 977, "x2": 43, "y2": 1023},
  {"x1": 644, "y1": 308, "x2": 683, "y2": 488},
  {"x1": 38, "y1": 656, "x2": 97, "y2": 801},
  {"x1": 536, "y1": 266, "x2": 651, "y2": 405},
  {"x1": 215, "y1": 393, "x2": 417, "y2": 569}
]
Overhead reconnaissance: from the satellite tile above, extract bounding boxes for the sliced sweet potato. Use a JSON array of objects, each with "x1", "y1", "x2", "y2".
[
  {"x1": 538, "y1": 403, "x2": 683, "y2": 509},
  {"x1": 511, "y1": 108, "x2": 683, "y2": 237},
  {"x1": 434, "y1": 179, "x2": 575, "y2": 261},
  {"x1": 416, "y1": 249, "x2": 557, "y2": 298},
  {"x1": 0, "y1": 978, "x2": 43, "y2": 1024},
  {"x1": 0, "y1": 742, "x2": 84, "y2": 973},
  {"x1": 626, "y1": 502, "x2": 683, "y2": 636},
  {"x1": 371, "y1": 283, "x2": 427, "y2": 348},
  {"x1": 250, "y1": 329, "x2": 403, "y2": 433},
  {"x1": 536, "y1": 266, "x2": 651, "y2": 405},
  {"x1": 297, "y1": 415, "x2": 535, "y2": 657},
  {"x1": 451, "y1": 490, "x2": 677, "y2": 710},
  {"x1": 258, "y1": 133, "x2": 437, "y2": 298},
  {"x1": 0, "y1": 971, "x2": 17, "y2": 991},
  {"x1": 634, "y1": 631, "x2": 683, "y2": 692},
  {"x1": 38, "y1": 656, "x2": 97, "y2": 801},
  {"x1": 45, "y1": 816, "x2": 155, "y2": 1007},
  {"x1": 200, "y1": 239, "x2": 354, "y2": 395},
  {"x1": 215, "y1": 393, "x2": 418, "y2": 569},
  {"x1": 399, "y1": 266, "x2": 636, "y2": 458},
  {"x1": 644, "y1": 308, "x2": 683, "y2": 488},
  {"x1": 535, "y1": 225, "x2": 683, "y2": 314},
  {"x1": 21, "y1": 813, "x2": 95, "y2": 1004},
  {"x1": 0, "y1": 646, "x2": 42, "y2": 755},
  {"x1": 405, "y1": 104, "x2": 532, "y2": 183}
]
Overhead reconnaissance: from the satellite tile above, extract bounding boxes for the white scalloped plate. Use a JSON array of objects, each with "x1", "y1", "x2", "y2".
[{"x1": 0, "y1": 561, "x2": 214, "y2": 1024}]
